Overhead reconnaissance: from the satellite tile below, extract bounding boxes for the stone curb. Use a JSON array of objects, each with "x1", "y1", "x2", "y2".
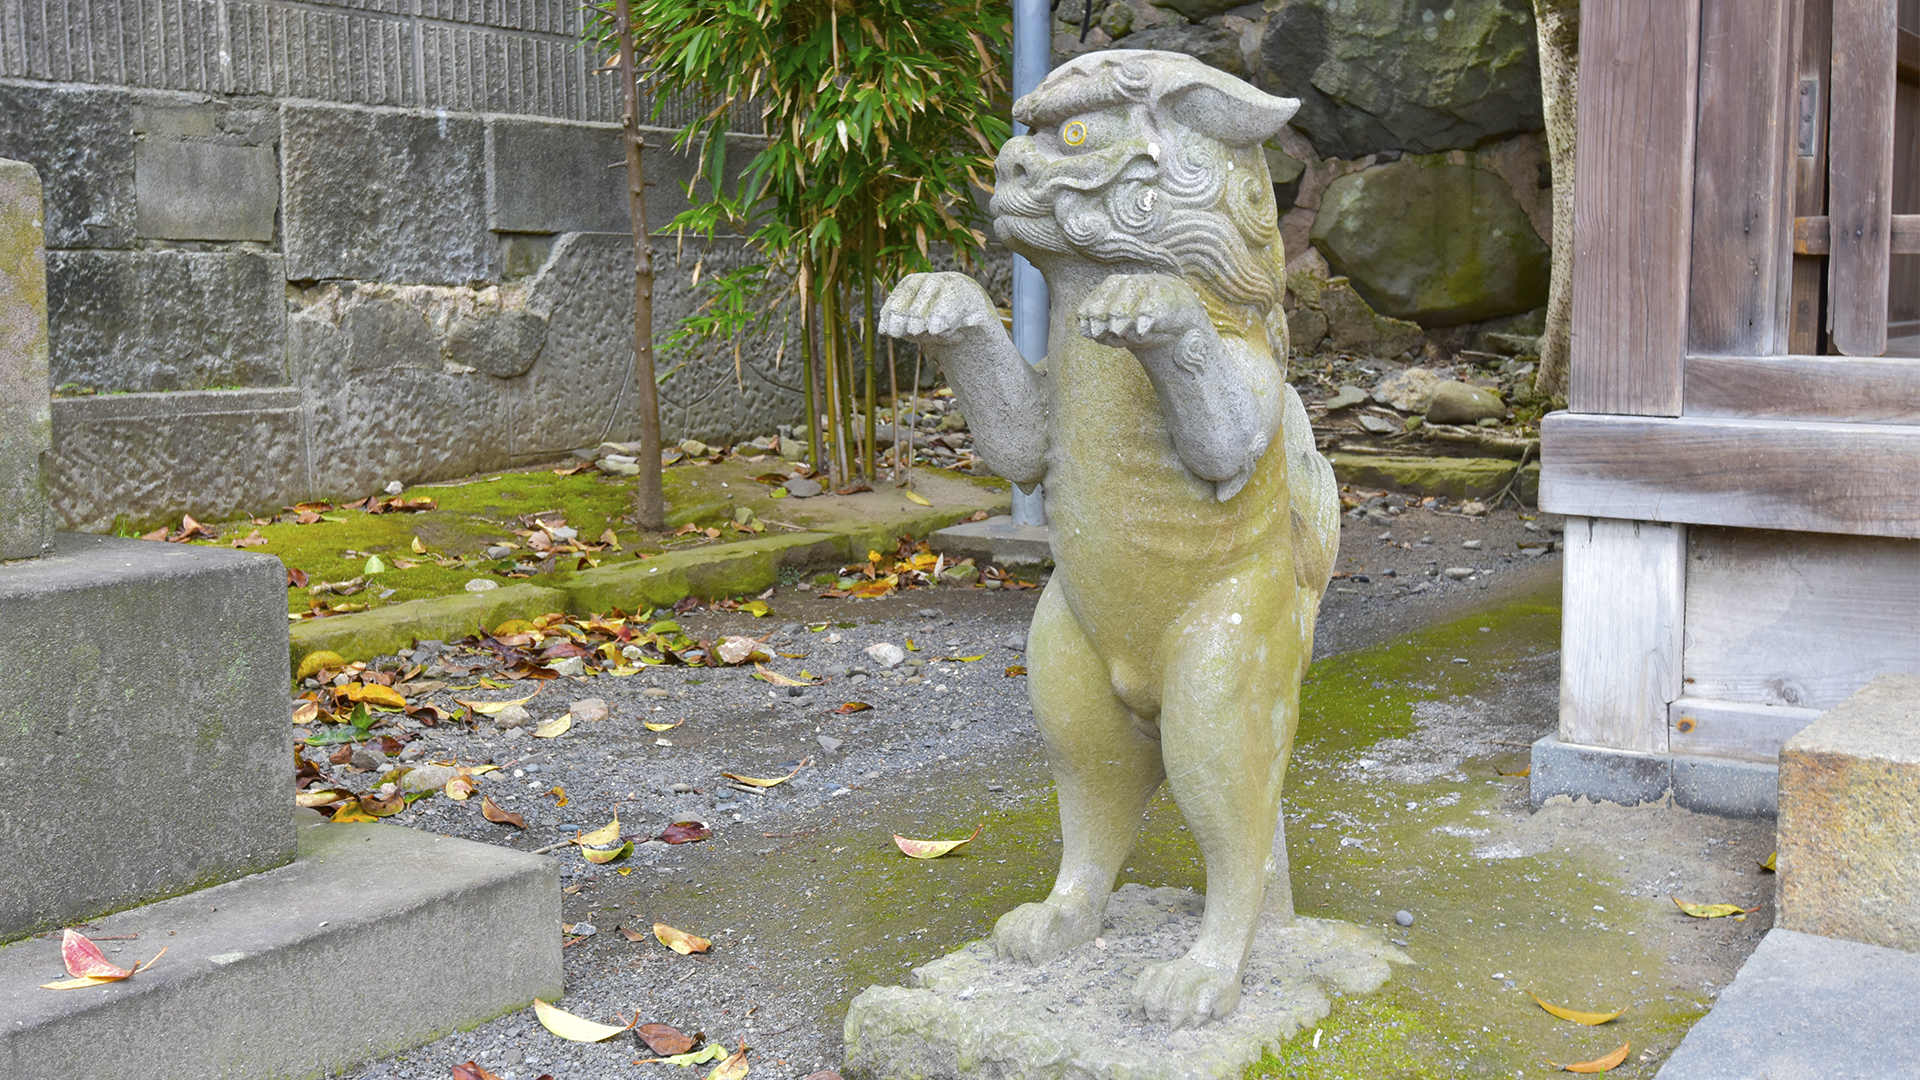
[
  {"x1": 1328, "y1": 452, "x2": 1540, "y2": 502},
  {"x1": 286, "y1": 498, "x2": 1008, "y2": 670}
]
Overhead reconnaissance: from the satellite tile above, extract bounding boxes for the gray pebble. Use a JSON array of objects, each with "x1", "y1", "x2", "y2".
[
  {"x1": 1002, "y1": 632, "x2": 1026, "y2": 651},
  {"x1": 917, "y1": 608, "x2": 941, "y2": 618},
  {"x1": 1395, "y1": 910, "x2": 1414, "y2": 927},
  {"x1": 1462, "y1": 539, "x2": 1483, "y2": 550},
  {"x1": 818, "y1": 735, "x2": 844, "y2": 752},
  {"x1": 1444, "y1": 567, "x2": 1475, "y2": 580},
  {"x1": 485, "y1": 545, "x2": 514, "y2": 560}
]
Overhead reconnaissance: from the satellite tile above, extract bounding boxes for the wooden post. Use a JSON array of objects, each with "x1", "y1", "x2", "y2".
[
  {"x1": 1559, "y1": 517, "x2": 1686, "y2": 754},
  {"x1": 615, "y1": 0, "x2": 665, "y2": 529},
  {"x1": 1828, "y1": 0, "x2": 1898, "y2": 356},
  {"x1": 1789, "y1": 0, "x2": 1834, "y2": 356}
]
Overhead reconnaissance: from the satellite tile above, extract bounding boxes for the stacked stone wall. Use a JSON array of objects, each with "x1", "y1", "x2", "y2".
[{"x1": 0, "y1": 0, "x2": 794, "y2": 531}]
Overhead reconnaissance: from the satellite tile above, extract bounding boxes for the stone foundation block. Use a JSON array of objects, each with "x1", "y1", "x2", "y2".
[
  {"x1": 134, "y1": 137, "x2": 278, "y2": 242},
  {"x1": 1778, "y1": 673, "x2": 1920, "y2": 952},
  {"x1": 487, "y1": 118, "x2": 629, "y2": 234},
  {"x1": 0, "y1": 156, "x2": 51, "y2": 559},
  {"x1": 0, "y1": 534, "x2": 292, "y2": 943},
  {"x1": 0, "y1": 84, "x2": 134, "y2": 250}
]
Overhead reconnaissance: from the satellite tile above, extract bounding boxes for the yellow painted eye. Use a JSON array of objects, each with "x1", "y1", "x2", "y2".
[{"x1": 1062, "y1": 120, "x2": 1087, "y2": 146}]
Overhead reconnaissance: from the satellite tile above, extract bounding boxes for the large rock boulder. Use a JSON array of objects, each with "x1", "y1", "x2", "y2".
[
  {"x1": 1258, "y1": 0, "x2": 1542, "y2": 160},
  {"x1": 1310, "y1": 158, "x2": 1549, "y2": 327}
]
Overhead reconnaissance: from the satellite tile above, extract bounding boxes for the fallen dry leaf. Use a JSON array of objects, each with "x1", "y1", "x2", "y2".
[
  {"x1": 1004, "y1": 665, "x2": 1027, "y2": 677},
  {"x1": 904, "y1": 490, "x2": 932, "y2": 506},
  {"x1": 707, "y1": 1039, "x2": 750, "y2": 1080},
  {"x1": 1529, "y1": 992, "x2": 1623, "y2": 1026},
  {"x1": 532, "y1": 998, "x2": 632, "y2": 1042},
  {"x1": 833, "y1": 702, "x2": 872, "y2": 715},
  {"x1": 582, "y1": 841, "x2": 634, "y2": 865},
  {"x1": 654, "y1": 922, "x2": 711, "y2": 955},
  {"x1": 1759, "y1": 851, "x2": 1776, "y2": 872},
  {"x1": 337, "y1": 682, "x2": 406, "y2": 709},
  {"x1": 40, "y1": 929, "x2": 167, "y2": 989},
  {"x1": 548, "y1": 785, "x2": 569, "y2": 807},
  {"x1": 657, "y1": 821, "x2": 712, "y2": 845},
  {"x1": 532, "y1": 714, "x2": 572, "y2": 739},
  {"x1": 752, "y1": 663, "x2": 817, "y2": 687},
  {"x1": 482, "y1": 796, "x2": 527, "y2": 828},
  {"x1": 1550, "y1": 1041, "x2": 1630, "y2": 1073},
  {"x1": 644, "y1": 719, "x2": 685, "y2": 732},
  {"x1": 454, "y1": 691, "x2": 539, "y2": 715},
  {"x1": 574, "y1": 817, "x2": 621, "y2": 846},
  {"x1": 638, "y1": 1044, "x2": 729, "y2": 1067},
  {"x1": 1673, "y1": 897, "x2": 1760, "y2": 919},
  {"x1": 722, "y1": 759, "x2": 807, "y2": 788},
  {"x1": 894, "y1": 826, "x2": 982, "y2": 859},
  {"x1": 618, "y1": 925, "x2": 648, "y2": 942},
  {"x1": 637, "y1": 1022, "x2": 698, "y2": 1056}
]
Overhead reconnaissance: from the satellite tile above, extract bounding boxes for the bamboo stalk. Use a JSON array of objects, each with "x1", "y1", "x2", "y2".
[
  {"x1": 862, "y1": 213, "x2": 879, "y2": 480},
  {"x1": 821, "y1": 269, "x2": 844, "y2": 487},
  {"x1": 799, "y1": 257, "x2": 821, "y2": 474}
]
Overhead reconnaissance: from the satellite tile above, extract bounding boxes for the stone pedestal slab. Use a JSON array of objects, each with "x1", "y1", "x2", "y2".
[
  {"x1": 844, "y1": 884, "x2": 1407, "y2": 1080},
  {"x1": 1777, "y1": 673, "x2": 1920, "y2": 952},
  {"x1": 0, "y1": 534, "x2": 292, "y2": 942},
  {"x1": 0, "y1": 157, "x2": 51, "y2": 559}
]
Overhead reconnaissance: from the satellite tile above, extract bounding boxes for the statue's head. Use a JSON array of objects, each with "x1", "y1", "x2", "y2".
[{"x1": 991, "y1": 50, "x2": 1299, "y2": 336}]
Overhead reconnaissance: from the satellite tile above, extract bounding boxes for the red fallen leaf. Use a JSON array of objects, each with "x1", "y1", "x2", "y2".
[
  {"x1": 61, "y1": 928, "x2": 131, "y2": 979},
  {"x1": 657, "y1": 821, "x2": 712, "y2": 845},
  {"x1": 834, "y1": 702, "x2": 873, "y2": 715},
  {"x1": 451, "y1": 1061, "x2": 506, "y2": 1080},
  {"x1": 481, "y1": 796, "x2": 527, "y2": 828},
  {"x1": 636, "y1": 1022, "x2": 698, "y2": 1056},
  {"x1": 328, "y1": 744, "x2": 354, "y2": 766},
  {"x1": 286, "y1": 567, "x2": 309, "y2": 588},
  {"x1": 373, "y1": 735, "x2": 404, "y2": 756}
]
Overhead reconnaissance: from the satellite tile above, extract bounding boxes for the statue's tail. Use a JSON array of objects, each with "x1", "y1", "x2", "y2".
[{"x1": 1283, "y1": 384, "x2": 1338, "y2": 600}]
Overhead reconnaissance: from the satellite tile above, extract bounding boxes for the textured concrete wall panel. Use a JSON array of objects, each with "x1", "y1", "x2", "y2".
[
  {"x1": 0, "y1": 157, "x2": 51, "y2": 559},
  {"x1": 487, "y1": 118, "x2": 628, "y2": 234},
  {"x1": 47, "y1": 250, "x2": 288, "y2": 392},
  {"x1": 282, "y1": 103, "x2": 494, "y2": 283},
  {"x1": 134, "y1": 138, "x2": 278, "y2": 241},
  {"x1": 0, "y1": 83, "x2": 135, "y2": 249},
  {"x1": 47, "y1": 389, "x2": 308, "y2": 531}
]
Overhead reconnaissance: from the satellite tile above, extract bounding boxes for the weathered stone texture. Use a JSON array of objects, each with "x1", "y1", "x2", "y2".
[
  {"x1": 0, "y1": 157, "x2": 52, "y2": 559},
  {"x1": 513, "y1": 231, "x2": 640, "y2": 458},
  {"x1": 1311, "y1": 158, "x2": 1549, "y2": 327},
  {"x1": 648, "y1": 241, "x2": 806, "y2": 445},
  {"x1": 448, "y1": 308, "x2": 548, "y2": 377},
  {"x1": 282, "y1": 104, "x2": 495, "y2": 284},
  {"x1": 47, "y1": 389, "x2": 308, "y2": 531},
  {"x1": 1259, "y1": 0, "x2": 1543, "y2": 160},
  {"x1": 135, "y1": 138, "x2": 278, "y2": 241},
  {"x1": 47, "y1": 250, "x2": 288, "y2": 392},
  {"x1": 488, "y1": 118, "x2": 629, "y2": 234},
  {"x1": 0, "y1": 83, "x2": 135, "y2": 249},
  {"x1": 1778, "y1": 674, "x2": 1920, "y2": 954},
  {"x1": 0, "y1": 533, "x2": 292, "y2": 941}
]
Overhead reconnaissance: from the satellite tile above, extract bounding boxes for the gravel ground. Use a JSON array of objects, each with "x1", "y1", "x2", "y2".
[{"x1": 319, "y1": 501, "x2": 1775, "y2": 1080}]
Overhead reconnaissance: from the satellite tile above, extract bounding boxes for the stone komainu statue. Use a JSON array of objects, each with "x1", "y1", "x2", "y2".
[{"x1": 880, "y1": 50, "x2": 1339, "y2": 1027}]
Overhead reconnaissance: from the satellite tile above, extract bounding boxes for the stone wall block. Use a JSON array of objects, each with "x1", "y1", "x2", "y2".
[
  {"x1": 487, "y1": 118, "x2": 628, "y2": 234},
  {"x1": 448, "y1": 309, "x2": 548, "y2": 377},
  {"x1": 649, "y1": 241, "x2": 804, "y2": 443},
  {"x1": 512, "y1": 231, "x2": 639, "y2": 458},
  {"x1": 47, "y1": 250, "x2": 289, "y2": 392},
  {"x1": 0, "y1": 84, "x2": 135, "y2": 249},
  {"x1": 0, "y1": 157, "x2": 52, "y2": 559},
  {"x1": 47, "y1": 389, "x2": 308, "y2": 532},
  {"x1": 282, "y1": 104, "x2": 495, "y2": 284},
  {"x1": 135, "y1": 138, "x2": 279, "y2": 241}
]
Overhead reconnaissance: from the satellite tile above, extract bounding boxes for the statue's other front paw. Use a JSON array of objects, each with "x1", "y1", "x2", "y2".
[
  {"x1": 877, "y1": 272, "x2": 998, "y2": 348},
  {"x1": 1132, "y1": 956, "x2": 1242, "y2": 1029},
  {"x1": 1075, "y1": 273, "x2": 1205, "y2": 350},
  {"x1": 992, "y1": 898, "x2": 1102, "y2": 965}
]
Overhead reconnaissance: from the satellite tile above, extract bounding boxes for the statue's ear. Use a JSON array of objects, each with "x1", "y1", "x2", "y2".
[{"x1": 1159, "y1": 72, "x2": 1299, "y2": 147}]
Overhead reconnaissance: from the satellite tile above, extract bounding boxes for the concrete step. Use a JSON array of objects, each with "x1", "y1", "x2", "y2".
[
  {"x1": 0, "y1": 812, "x2": 560, "y2": 1080},
  {"x1": 1777, "y1": 673, "x2": 1920, "y2": 952},
  {"x1": 1654, "y1": 928, "x2": 1920, "y2": 1080},
  {"x1": 929, "y1": 515, "x2": 1052, "y2": 567}
]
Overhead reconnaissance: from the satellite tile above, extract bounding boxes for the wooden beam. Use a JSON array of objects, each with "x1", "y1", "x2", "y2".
[
  {"x1": 1688, "y1": 0, "x2": 1801, "y2": 356},
  {"x1": 1901, "y1": 27, "x2": 1919, "y2": 85},
  {"x1": 1568, "y1": 0, "x2": 1701, "y2": 415},
  {"x1": 1687, "y1": 352, "x2": 1920, "y2": 424},
  {"x1": 1541, "y1": 411, "x2": 1920, "y2": 537},
  {"x1": 1561, "y1": 518, "x2": 1685, "y2": 754},
  {"x1": 1670, "y1": 697, "x2": 1823, "y2": 762},
  {"x1": 1793, "y1": 214, "x2": 1920, "y2": 253},
  {"x1": 1828, "y1": 0, "x2": 1898, "y2": 356}
]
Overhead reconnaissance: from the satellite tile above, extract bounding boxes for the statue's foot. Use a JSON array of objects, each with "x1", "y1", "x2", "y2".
[
  {"x1": 1132, "y1": 956, "x2": 1242, "y2": 1029},
  {"x1": 992, "y1": 897, "x2": 1102, "y2": 964}
]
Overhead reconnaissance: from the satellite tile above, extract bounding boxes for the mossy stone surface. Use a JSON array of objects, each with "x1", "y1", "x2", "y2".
[{"x1": 1328, "y1": 453, "x2": 1538, "y2": 502}]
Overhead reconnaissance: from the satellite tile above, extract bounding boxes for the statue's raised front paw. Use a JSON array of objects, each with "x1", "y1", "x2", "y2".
[
  {"x1": 1132, "y1": 956, "x2": 1242, "y2": 1029},
  {"x1": 1075, "y1": 273, "x2": 1206, "y2": 350},
  {"x1": 992, "y1": 898, "x2": 1101, "y2": 964},
  {"x1": 877, "y1": 272, "x2": 998, "y2": 347}
]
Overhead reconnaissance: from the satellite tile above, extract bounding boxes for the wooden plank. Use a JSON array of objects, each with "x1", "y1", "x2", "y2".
[
  {"x1": 1568, "y1": 0, "x2": 1701, "y2": 415},
  {"x1": 1560, "y1": 517, "x2": 1685, "y2": 754},
  {"x1": 1541, "y1": 411, "x2": 1920, "y2": 537},
  {"x1": 1687, "y1": 352, "x2": 1920, "y2": 423},
  {"x1": 1902, "y1": 27, "x2": 1919, "y2": 84},
  {"x1": 1669, "y1": 697, "x2": 1824, "y2": 762},
  {"x1": 1792, "y1": 214, "x2": 1920, "y2": 252},
  {"x1": 1828, "y1": 0, "x2": 1899, "y2": 355},
  {"x1": 1689, "y1": 0, "x2": 1801, "y2": 356},
  {"x1": 1683, "y1": 525, "x2": 1920, "y2": 711},
  {"x1": 1789, "y1": 0, "x2": 1833, "y2": 357}
]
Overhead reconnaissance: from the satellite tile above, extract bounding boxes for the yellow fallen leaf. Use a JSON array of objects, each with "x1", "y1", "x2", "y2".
[
  {"x1": 532, "y1": 714, "x2": 572, "y2": 738},
  {"x1": 295, "y1": 787, "x2": 355, "y2": 808},
  {"x1": 708, "y1": 1039, "x2": 750, "y2": 1080},
  {"x1": 904, "y1": 490, "x2": 932, "y2": 506},
  {"x1": 548, "y1": 785, "x2": 569, "y2": 807},
  {"x1": 291, "y1": 700, "x2": 323, "y2": 725},
  {"x1": 40, "y1": 975, "x2": 123, "y2": 990},
  {"x1": 494, "y1": 618, "x2": 535, "y2": 635},
  {"x1": 454, "y1": 691, "x2": 538, "y2": 715},
  {"x1": 340, "y1": 683, "x2": 407, "y2": 709},
  {"x1": 752, "y1": 662, "x2": 818, "y2": 687},
  {"x1": 723, "y1": 759, "x2": 808, "y2": 788},
  {"x1": 1550, "y1": 1041, "x2": 1629, "y2": 1073},
  {"x1": 582, "y1": 840, "x2": 633, "y2": 864},
  {"x1": 1759, "y1": 851, "x2": 1776, "y2": 872},
  {"x1": 640, "y1": 1044, "x2": 730, "y2": 1067},
  {"x1": 296, "y1": 650, "x2": 346, "y2": 682},
  {"x1": 330, "y1": 799, "x2": 378, "y2": 822},
  {"x1": 740, "y1": 600, "x2": 771, "y2": 617},
  {"x1": 945, "y1": 654, "x2": 986, "y2": 662},
  {"x1": 895, "y1": 826, "x2": 982, "y2": 859},
  {"x1": 444, "y1": 775, "x2": 478, "y2": 800},
  {"x1": 411, "y1": 536, "x2": 427, "y2": 554},
  {"x1": 1673, "y1": 897, "x2": 1759, "y2": 919},
  {"x1": 574, "y1": 817, "x2": 621, "y2": 846},
  {"x1": 645, "y1": 719, "x2": 685, "y2": 732},
  {"x1": 655, "y1": 922, "x2": 711, "y2": 955},
  {"x1": 532, "y1": 998, "x2": 632, "y2": 1042},
  {"x1": 1529, "y1": 992, "x2": 1623, "y2": 1025}
]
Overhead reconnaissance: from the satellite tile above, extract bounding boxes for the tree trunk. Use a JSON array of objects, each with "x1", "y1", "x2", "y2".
[
  {"x1": 1532, "y1": 0, "x2": 1580, "y2": 400},
  {"x1": 615, "y1": 0, "x2": 665, "y2": 529}
]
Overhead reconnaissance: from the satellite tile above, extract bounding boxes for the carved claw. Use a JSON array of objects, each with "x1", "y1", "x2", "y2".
[
  {"x1": 878, "y1": 272, "x2": 998, "y2": 348},
  {"x1": 1132, "y1": 956, "x2": 1242, "y2": 1029},
  {"x1": 992, "y1": 898, "x2": 1102, "y2": 964},
  {"x1": 1075, "y1": 273, "x2": 1206, "y2": 350}
]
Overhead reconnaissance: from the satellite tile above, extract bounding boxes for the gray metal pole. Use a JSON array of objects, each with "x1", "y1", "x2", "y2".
[{"x1": 1009, "y1": 0, "x2": 1049, "y2": 528}]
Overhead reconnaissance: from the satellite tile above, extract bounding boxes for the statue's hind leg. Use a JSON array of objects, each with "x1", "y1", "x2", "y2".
[
  {"x1": 994, "y1": 579, "x2": 1164, "y2": 964},
  {"x1": 1132, "y1": 572, "x2": 1301, "y2": 1028}
]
